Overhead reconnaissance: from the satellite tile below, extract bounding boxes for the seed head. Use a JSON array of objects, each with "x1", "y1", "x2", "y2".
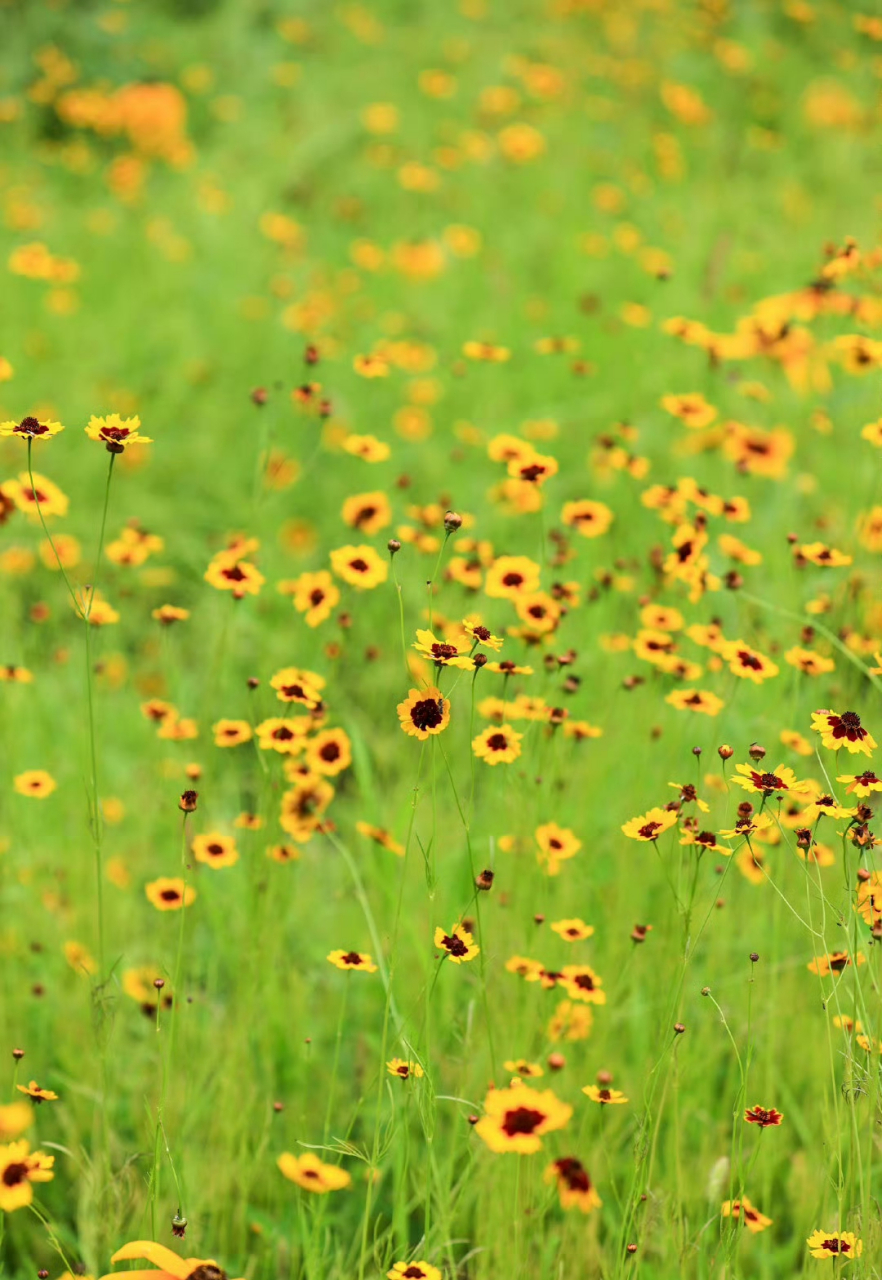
[
  {"x1": 748, "y1": 741, "x2": 766, "y2": 762},
  {"x1": 443, "y1": 509, "x2": 463, "y2": 533}
]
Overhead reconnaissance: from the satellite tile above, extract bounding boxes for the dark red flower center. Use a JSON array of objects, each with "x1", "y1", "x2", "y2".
[
  {"x1": 501, "y1": 1106, "x2": 545, "y2": 1136},
  {"x1": 2, "y1": 1162, "x2": 28, "y2": 1187},
  {"x1": 410, "y1": 697, "x2": 444, "y2": 731}
]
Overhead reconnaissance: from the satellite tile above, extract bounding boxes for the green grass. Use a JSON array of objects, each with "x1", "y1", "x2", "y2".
[{"x1": 1, "y1": 1, "x2": 882, "y2": 1277}]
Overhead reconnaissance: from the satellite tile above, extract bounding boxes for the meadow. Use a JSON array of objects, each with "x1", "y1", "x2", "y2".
[{"x1": 2, "y1": 0, "x2": 882, "y2": 1276}]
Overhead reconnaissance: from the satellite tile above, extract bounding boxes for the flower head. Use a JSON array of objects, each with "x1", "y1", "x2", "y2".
[{"x1": 475, "y1": 1083, "x2": 572, "y2": 1154}]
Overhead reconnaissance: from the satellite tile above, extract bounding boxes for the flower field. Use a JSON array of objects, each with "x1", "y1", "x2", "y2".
[{"x1": 2, "y1": 1, "x2": 882, "y2": 1277}]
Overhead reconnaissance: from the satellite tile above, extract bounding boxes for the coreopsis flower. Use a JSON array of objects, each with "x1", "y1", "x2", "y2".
[
  {"x1": 152, "y1": 604, "x2": 190, "y2": 625},
  {"x1": 387, "y1": 1263, "x2": 441, "y2": 1280},
  {"x1": 463, "y1": 340, "x2": 510, "y2": 362},
  {"x1": 544, "y1": 1157, "x2": 602, "y2": 1213},
  {"x1": 305, "y1": 728, "x2": 352, "y2": 777},
  {"x1": 342, "y1": 433, "x2": 391, "y2": 462},
  {"x1": 463, "y1": 620, "x2": 503, "y2": 650},
  {"x1": 484, "y1": 555, "x2": 542, "y2": 600},
  {"x1": 661, "y1": 392, "x2": 716, "y2": 428},
  {"x1": 800, "y1": 794, "x2": 855, "y2": 823},
  {"x1": 255, "y1": 718, "x2": 308, "y2": 754},
  {"x1": 13, "y1": 770, "x2": 56, "y2": 798},
  {"x1": 551, "y1": 918, "x2": 594, "y2": 942},
  {"x1": 356, "y1": 821, "x2": 405, "y2": 856},
  {"x1": 784, "y1": 646, "x2": 835, "y2": 676},
  {"x1": 679, "y1": 829, "x2": 731, "y2": 855},
  {"x1": 547, "y1": 999, "x2": 593, "y2": 1043},
  {"x1": 387, "y1": 1058, "x2": 424, "y2": 1080},
  {"x1": 327, "y1": 949, "x2": 378, "y2": 973},
  {"x1": 15, "y1": 1081, "x2": 57, "y2": 1104},
  {"x1": 85, "y1": 413, "x2": 152, "y2": 452},
  {"x1": 504, "y1": 1059, "x2": 544, "y2": 1079},
  {"x1": 98, "y1": 1241, "x2": 244, "y2": 1280},
  {"x1": 582, "y1": 1085, "x2": 628, "y2": 1105},
  {"x1": 807, "y1": 951, "x2": 865, "y2": 976},
  {"x1": 485, "y1": 659, "x2": 534, "y2": 677},
  {"x1": 744, "y1": 1105, "x2": 783, "y2": 1127},
  {"x1": 330, "y1": 544, "x2": 388, "y2": 589},
  {"x1": 192, "y1": 832, "x2": 239, "y2": 869},
  {"x1": 0, "y1": 665, "x2": 32, "y2": 683},
  {"x1": 472, "y1": 723, "x2": 523, "y2": 765},
  {"x1": 535, "y1": 822, "x2": 582, "y2": 874},
  {"x1": 722, "y1": 641, "x2": 779, "y2": 683},
  {"x1": 266, "y1": 844, "x2": 300, "y2": 863},
  {"x1": 730, "y1": 764, "x2": 800, "y2": 797},
  {"x1": 282, "y1": 569, "x2": 340, "y2": 626},
  {"x1": 665, "y1": 689, "x2": 725, "y2": 715},
  {"x1": 796, "y1": 542, "x2": 852, "y2": 568},
  {"x1": 721, "y1": 1197, "x2": 772, "y2": 1234},
  {"x1": 397, "y1": 686, "x2": 450, "y2": 739},
  {"x1": 559, "y1": 965, "x2": 606, "y2": 1005},
  {"x1": 1, "y1": 472, "x2": 68, "y2": 519},
  {"x1": 812, "y1": 710, "x2": 876, "y2": 756},
  {"x1": 719, "y1": 811, "x2": 774, "y2": 840},
  {"x1": 434, "y1": 923, "x2": 479, "y2": 964},
  {"x1": 621, "y1": 807, "x2": 678, "y2": 842},
  {"x1": 475, "y1": 1083, "x2": 572, "y2": 1153},
  {"x1": 806, "y1": 1230, "x2": 862, "y2": 1260},
  {"x1": 212, "y1": 719, "x2": 253, "y2": 747},
  {"x1": 413, "y1": 629, "x2": 474, "y2": 669},
  {"x1": 0, "y1": 414, "x2": 64, "y2": 442},
  {"x1": 270, "y1": 666, "x2": 325, "y2": 708},
  {"x1": 0, "y1": 1141, "x2": 54, "y2": 1212},
  {"x1": 145, "y1": 878, "x2": 196, "y2": 911},
  {"x1": 205, "y1": 552, "x2": 265, "y2": 598},
  {"x1": 353, "y1": 353, "x2": 389, "y2": 377},
  {"x1": 341, "y1": 490, "x2": 392, "y2": 535}
]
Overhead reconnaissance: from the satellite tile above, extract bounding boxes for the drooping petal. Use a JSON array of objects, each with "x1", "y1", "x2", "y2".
[{"x1": 110, "y1": 1241, "x2": 190, "y2": 1278}]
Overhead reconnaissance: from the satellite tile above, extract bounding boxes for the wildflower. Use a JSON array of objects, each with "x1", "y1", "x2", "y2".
[
  {"x1": 661, "y1": 392, "x2": 716, "y2": 428},
  {"x1": 15, "y1": 1081, "x2": 57, "y2": 1104},
  {"x1": 0, "y1": 415, "x2": 64, "y2": 442},
  {"x1": 434, "y1": 923, "x2": 479, "y2": 964},
  {"x1": 387, "y1": 1263, "x2": 441, "y2": 1280},
  {"x1": 484, "y1": 555, "x2": 541, "y2": 600},
  {"x1": 722, "y1": 1198, "x2": 772, "y2": 1234},
  {"x1": 145, "y1": 878, "x2": 196, "y2": 911},
  {"x1": 13, "y1": 770, "x2": 56, "y2": 798},
  {"x1": 559, "y1": 965, "x2": 606, "y2": 1005},
  {"x1": 413, "y1": 629, "x2": 474, "y2": 669},
  {"x1": 544, "y1": 1157, "x2": 602, "y2": 1212},
  {"x1": 356, "y1": 821, "x2": 405, "y2": 856},
  {"x1": 621, "y1": 807, "x2": 678, "y2": 841},
  {"x1": 475, "y1": 1084, "x2": 572, "y2": 1153},
  {"x1": 0, "y1": 1141, "x2": 54, "y2": 1212},
  {"x1": 255, "y1": 718, "x2": 308, "y2": 754},
  {"x1": 723, "y1": 641, "x2": 779, "y2": 683},
  {"x1": 837, "y1": 770, "x2": 882, "y2": 798},
  {"x1": 551, "y1": 918, "x2": 594, "y2": 942},
  {"x1": 744, "y1": 1105, "x2": 783, "y2": 1127},
  {"x1": 192, "y1": 833, "x2": 239, "y2": 869},
  {"x1": 665, "y1": 689, "x2": 724, "y2": 715},
  {"x1": 472, "y1": 724, "x2": 523, "y2": 765},
  {"x1": 397, "y1": 686, "x2": 450, "y2": 739},
  {"x1": 731, "y1": 764, "x2": 800, "y2": 797},
  {"x1": 504, "y1": 1060, "x2": 544, "y2": 1078},
  {"x1": 547, "y1": 999, "x2": 593, "y2": 1043},
  {"x1": 342, "y1": 433, "x2": 390, "y2": 462},
  {"x1": 807, "y1": 952, "x2": 865, "y2": 976},
  {"x1": 212, "y1": 719, "x2": 253, "y2": 747},
  {"x1": 152, "y1": 604, "x2": 190, "y2": 625},
  {"x1": 811, "y1": 709, "x2": 876, "y2": 756},
  {"x1": 327, "y1": 949, "x2": 378, "y2": 973},
  {"x1": 205, "y1": 554, "x2": 265, "y2": 599},
  {"x1": 535, "y1": 822, "x2": 581, "y2": 874},
  {"x1": 1, "y1": 473, "x2": 68, "y2": 520},
  {"x1": 797, "y1": 542, "x2": 852, "y2": 568},
  {"x1": 582, "y1": 1085, "x2": 628, "y2": 1105},
  {"x1": 330, "y1": 544, "x2": 388, "y2": 589},
  {"x1": 85, "y1": 413, "x2": 152, "y2": 452},
  {"x1": 122, "y1": 967, "x2": 173, "y2": 1014},
  {"x1": 98, "y1": 1241, "x2": 244, "y2": 1280},
  {"x1": 463, "y1": 620, "x2": 503, "y2": 650},
  {"x1": 305, "y1": 728, "x2": 352, "y2": 776},
  {"x1": 387, "y1": 1059, "x2": 424, "y2": 1080},
  {"x1": 806, "y1": 1230, "x2": 863, "y2": 1259}
]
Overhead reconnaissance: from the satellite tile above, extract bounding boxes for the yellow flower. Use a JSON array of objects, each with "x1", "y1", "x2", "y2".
[
  {"x1": 0, "y1": 1140, "x2": 54, "y2": 1212},
  {"x1": 278, "y1": 1151, "x2": 351, "y2": 1192},
  {"x1": 85, "y1": 412, "x2": 152, "y2": 452},
  {"x1": 13, "y1": 770, "x2": 56, "y2": 799},
  {"x1": 475, "y1": 1083, "x2": 572, "y2": 1153}
]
